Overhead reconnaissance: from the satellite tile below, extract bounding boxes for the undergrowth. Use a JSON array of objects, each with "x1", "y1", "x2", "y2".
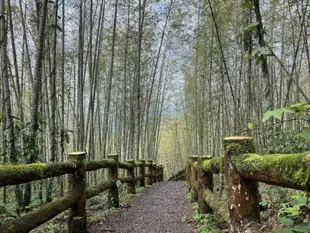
[{"x1": 193, "y1": 204, "x2": 225, "y2": 233}]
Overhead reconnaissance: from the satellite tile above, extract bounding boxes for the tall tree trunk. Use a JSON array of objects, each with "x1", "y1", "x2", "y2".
[{"x1": 103, "y1": 0, "x2": 118, "y2": 157}]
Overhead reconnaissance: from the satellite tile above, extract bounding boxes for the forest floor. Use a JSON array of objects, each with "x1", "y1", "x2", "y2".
[{"x1": 88, "y1": 181, "x2": 198, "y2": 233}]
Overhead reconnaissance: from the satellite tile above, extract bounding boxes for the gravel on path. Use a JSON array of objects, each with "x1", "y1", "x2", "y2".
[{"x1": 89, "y1": 181, "x2": 198, "y2": 233}]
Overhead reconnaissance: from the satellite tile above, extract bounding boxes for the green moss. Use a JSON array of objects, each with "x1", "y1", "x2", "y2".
[
  {"x1": 232, "y1": 152, "x2": 310, "y2": 189},
  {"x1": 201, "y1": 157, "x2": 223, "y2": 174},
  {"x1": 134, "y1": 161, "x2": 144, "y2": 166},
  {"x1": 0, "y1": 163, "x2": 47, "y2": 177}
]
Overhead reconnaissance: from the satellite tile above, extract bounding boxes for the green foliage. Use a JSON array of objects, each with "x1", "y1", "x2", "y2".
[
  {"x1": 276, "y1": 192, "x2": 310, "y2": 232},
  {"x1": 244, "y1": 22, "x2": 259, "y2": 32},
  {"x1": 277, "y1": 192, "x2": 310, "y2": 219},
  {"x1": 259, "y1": 184, "x2": 310, "y2": 233},
  {"x1": 193, "y1": 204, "x2": 221, "y2": 233},
  {"x1": 240, "y1": 0, "x2": 254, "y2": 9},
  {"x1": 135, "y1": 187, "x2": 146, "y2": 193},
  {"x1": 250, "y1": 46, "x2": 273, "y2": 65},
  {"x1": 275, "y1": 221, "x2": 310, "y2": 232},
  {"x1": 270, "y1": 130, "x2": 310, "y2": 154},
  {"x1": 187, "y1": 189, "x2": 196, "y2": 202},
  {"x1": 263, "y1": 103, "x2": 310, "y2": 122}
]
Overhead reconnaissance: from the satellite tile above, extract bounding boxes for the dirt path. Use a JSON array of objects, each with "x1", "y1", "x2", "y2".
[{"x1": 89, "y1": 181, "x2": 198, "y2": 233}]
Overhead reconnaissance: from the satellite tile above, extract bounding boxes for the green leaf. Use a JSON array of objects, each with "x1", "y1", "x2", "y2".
[
  {"x1": 4, "y1": 207, "x2": 19, "y2": 217},
  {"x1": 247, "y1": 122, "x2": 254, "y2": 129},
  {"x1": 292, "y1": 195, "x2": 307, "y2": 206},
  {"x1": 255, "y1": 56, "x2": 262, "y2": 65},
  {"x1": 245, "y1": 22, "x2": 259, "y2": 32},
  {"x1": 116, "y1": 180, "x2": 122, "y2": 188},
  {"x1": 275, "y1": 229, "x2": 294, "y2": 233},
  {"x1": 282, "y1": 107, "x2": 296, "y2": 113},
  {"x1": 277, "y1": 217, "x2": 294, "y2": 226},
  {"x1": 262, "y1": 109, "x2": 283, "y2": 122},
  {"x1": 251, "y1": 48, "x2": 260, "y2": 58},
  {"x1": 292, "y1": 224, "x2": 310, "y2": 232},
  {"x1": 240, "y1": 0, "x2": 254, "y2": 8}
]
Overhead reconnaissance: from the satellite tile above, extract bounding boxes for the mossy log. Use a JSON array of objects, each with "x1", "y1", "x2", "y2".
[
  {"x1": 0, "y1": 192, "x2": 80, "y2": 233},
  {"x1": 86, "y1": 180, "x2": 115, "y2": 199},
  {"x1": 233, "y1": 152, "x2": 310, "y2": 191},
  {"x1": 118, "y1": 161, "x2": 134, "y2": 170},
  {"x1": 85, "y1": 159, "x2": 116, "y2": 171},
  {"x1": 203, "y1": 189, "x2": 229, "y2": 223},
  {"x1": 224, "y1": 136, "x2": 260, "y2": 233},
  {"x1": 0, "y1": 162, "x2": 76, "y2": 187}
]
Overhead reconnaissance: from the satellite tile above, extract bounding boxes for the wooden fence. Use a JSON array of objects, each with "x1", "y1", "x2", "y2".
[
  {"x1": 167, "y1": 168, "x2": 186, "y2": 181},
  {"x1": 0, "y1": 153, "x2": 163, "y2": 233},
  {"x1": 187, "y1": 136, "x2": 310, "y2": 233}
]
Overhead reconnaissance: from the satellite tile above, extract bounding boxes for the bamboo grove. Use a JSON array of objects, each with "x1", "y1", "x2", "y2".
[
  {"x1": 160, "y1": 0, "x2": 310, "y2": 169},
  {"x1": 0, "y1": 0, "x2": 180, "y2": 209},
  {"x1": 0, "y1": 0, "x2": 310, "y2": 213}
]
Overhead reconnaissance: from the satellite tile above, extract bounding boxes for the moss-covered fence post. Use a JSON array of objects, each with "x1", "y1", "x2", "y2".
[
  {"x1": 127, "y1": 160, "x2": 136, "y2": 194},
  {"x1": 189, "y1": 155, "x2": 199, "y2": 202},
  {"x1": 197, "y1": 156, "x2": 213, "y2": 213},
  {"x1": 137, "y1": 160, "x2": 145, "y2": 187},
  {"x1": 224, "y1": 136, "x2": 260, "y2": 232},
  {"x1": 186, "y1": 157, "x2": 192, "y2": 191},
  {"x1": 145, "y1": 160, "x2": 153, "y2": 185},
  {"x1": 68, "y1": 152, "x2": 87, "y2": 233},
  {"x1": 108, "y1": 154, "x2": 119, "y2": 208}
]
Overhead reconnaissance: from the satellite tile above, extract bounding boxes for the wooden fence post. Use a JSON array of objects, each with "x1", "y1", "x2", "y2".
[
  {"x1": 137, "y1": 160, "x2": 145, "y2": 187},
  {"x1": 197, "y1": 156, "x2": 213, "y2": 213},
  {"x1": 68, "y1": 152, "x2": 86, "y2": 233},
  {"x1": 186, "y1": 157, "x2": 192, "y2": 191},
  {"x1": 153, "y1": 163, "x2": 157, "y2": 183},
  {"x1": 127, "y1": 160, "x2": 136, "y2": 194},
  {"x1": 224, "y1": 137, "x2": 260, "y2": 232},
  {"x1": 189, "y1": 155, "x2": 199, "y2": 202},
  {"x1": 108, "y1": 154, "x2": 119, "y2": 208},
  {"x1": 145, "y1": 160, "x2": 153, "y2": 185}
]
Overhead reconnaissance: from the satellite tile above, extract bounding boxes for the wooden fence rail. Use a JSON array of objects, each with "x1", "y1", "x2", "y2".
[
  {"x1": 0, "y1": 153, "x2": 164, "y2": 233},
  {"x1": 187, "y1": 136, "x2": 310, "y2": 233},
  {"x1": 167, "y1": 168, "x2": 186, "y2": 181}
]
